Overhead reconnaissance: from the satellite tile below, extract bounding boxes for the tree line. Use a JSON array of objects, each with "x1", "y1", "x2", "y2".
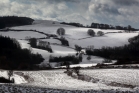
[
  {"x1": 61, "y1": 22, "x2": 138, "y2": 31},
  {"x1": 61, "y1": 22, "x2": 84, "y2": 27},
  {"x1": 91, "y1": 23, "x2": 138, "y2": 31},
  {"x1": 0, "y1": 16, "x2": 34, "y2": 29},
  {"x1": 49, "y1": 55, "x2": 81, "y2": 65}
]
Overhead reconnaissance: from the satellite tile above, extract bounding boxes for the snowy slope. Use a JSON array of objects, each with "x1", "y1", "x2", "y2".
[
  {"x1": 68, "y1": 33, "x2": 138, "y2": 49},
  {"x1": 18, "y1": 40, "x2": 76, "y2": 62},
  {"x1": 19, "y1": 70, "x2": 137, "y2": 91},
  {"x1": 0, "y1": 20, "x2": 138, "y2": 66},
  {"x1": 9, "y1": 20, "x2": 138, "y2": 49},
  {"x1": 81, "y1": 69, "x2": 139, "y2": 87}
]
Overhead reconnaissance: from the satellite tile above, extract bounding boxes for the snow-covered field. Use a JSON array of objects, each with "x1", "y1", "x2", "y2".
[
  {"x1": 81, "y1": 69, "x2": 139, "y2": 87},
  {"x1": 0, "y1": 69, "x2": 139, "y2": 93},
  {"x1": 0, "y1": 20, "x2": 138, "y2": 65}
]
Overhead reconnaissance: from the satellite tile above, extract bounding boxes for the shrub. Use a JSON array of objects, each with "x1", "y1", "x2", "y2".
[
  {"x1": 102, "y1": 59, "x2": 112, "y2": 63},
  {"x1": 60, "y1": 37, "x2": 69, "y2": 46},
  {"x1": 7, "y1": 70, "x2": 13, "y2": 80},
  {"x1": 57, "y1": 28, "x2": 65, "y2": 35},
  {"x1": 97, "y1": 31, "x2": 104, "y2": 36},
  {"x1": 87, "y1": 29, "x2": 95, "y2": 37},
  {"x1": 75, "y1": 45, "x2": 82, "y2": 53},
  {"x1": 73, "y1": 67, "x2": 81, "y2": 76},
  {"x1": 87, "y1": 56, "x2": 91, "y2": 60}
]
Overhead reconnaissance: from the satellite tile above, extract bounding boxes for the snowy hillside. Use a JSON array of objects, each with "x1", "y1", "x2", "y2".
[{"x1": 0, "y1": 20, "x2": 138, "y2": 66}]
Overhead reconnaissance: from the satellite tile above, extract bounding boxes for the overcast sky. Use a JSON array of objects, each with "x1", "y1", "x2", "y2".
[{"x1": 0, "y1": 0, "x2": 139, "y2": 28}]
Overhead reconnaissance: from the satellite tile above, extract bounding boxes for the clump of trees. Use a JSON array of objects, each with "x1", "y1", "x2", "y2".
[
  {"x1": 97, "y1": 31, "x2": 104, "y2": 36},
  {"x1": 0, "y1": 35, "x2": 44, "y2": 70},
  {"x1": 57, "y1": 28, "x2": 65, "y2": 35},
  {"x1": 87, "y1": 29, "x2": 95, "y2": 37},
  {"x1": 54, "y1": 37, "x2": 69, "y2": 46},
  {"x1": 60, "y1": 37, "x2": 69, "y2": 46},
  {"x1": 61, "y1": 22, "x2": 84, "y2": 27},
  {"x1": 86, "y1": 35, "x2": 139, "y2": 64},
  {"x1": 49, "y1": 55, "x2": 80, "y2": 65},
  {"x1": 29, "y1": 38, "x2": 53, "y2": 53}
]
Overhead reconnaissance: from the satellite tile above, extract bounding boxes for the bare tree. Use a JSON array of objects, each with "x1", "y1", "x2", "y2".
[{"x1": 7, "y1": 70, "x2": 13, "y2": 81}]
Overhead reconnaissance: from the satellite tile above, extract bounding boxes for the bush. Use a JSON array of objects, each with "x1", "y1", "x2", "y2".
[
  {"x1": 73, "y1": 67, "x2": 81, "y2": 76},
  {"x1": 75, "y1": 45, "x2": 82, "y2": 53},
  {"x1": 102, "y1": 59, "x2": 112, "y2": 63},
  {"x1": 97, "y1": 31, "x2": 104, "y2": 36},
  {"x1": 87, "y1": 29, "x2": 95, "y2": 37},
  {"x1": 87, "y1": 56, "x2": 91, "y2": 60},
  {"x1": 57, "y1": 28, "x2": 65, "y2": 35},
  {"x1": 60, "y1": 37, "x2": 69, "y2": 46}
]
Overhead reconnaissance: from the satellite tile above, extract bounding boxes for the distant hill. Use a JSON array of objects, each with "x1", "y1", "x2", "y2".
[
  {"x1": 0, "y1": 16, "x2": 34, "y2": 29},
  {"x1": 33, "y1": 20, "x2": 74, "y2": 27}
]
